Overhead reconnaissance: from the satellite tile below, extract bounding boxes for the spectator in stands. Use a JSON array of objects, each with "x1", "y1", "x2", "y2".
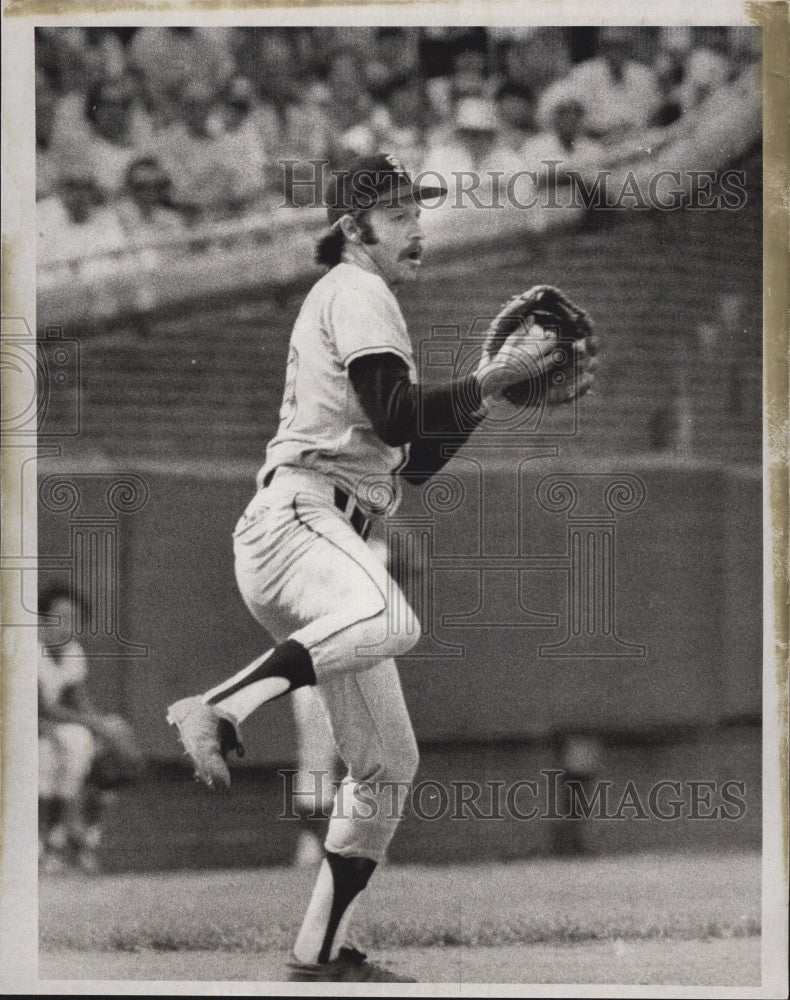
[
  {"x1": 449, "y1": 43, "x2": 489, "y2": 102},
  {"x1": 232, "y1": 27, "x2": 295, "y2": 95},
  {"x1": 521, "y1": 98, "x2": 604, "y2": 185},
  {"x1": 651, "y1": 49, "x2": 761, "y2": 173},
  {"x1": 37, "y1": 168, "x2": 127, "y2": 269},
  {"x1": 421, "y1": 32, "x2": 489, "y2": 124},
  {"x1": 339, "y1": 71, "x2": 437, "y2": 170},
  {"x1": 379, "y1": 74, "x2": 435, "y2": 176},
  {"x1": 678, "y1": 27, "x2": 731, "y2": 114},
  {"x1": 500, "y1": 28, "x2": 572, "y2": 102},
  {"x1": 80, "y1": 27, "x2": 129, "y2": 81},
  {"x1": 38, "y1": 583, "x2": 143, "y2": 873},
  {"x1": 647, "y1": 26, "x2": 731, "y2": 127},
  {"x1": 36, "y1": 27, "x2": 126, "y2": 97},
  {"x1": 325, "y1": 46, "x2": 375, "y2": 146},
  {"x1": 328, "y1": 26, "x2": 377, "y2": 57},
  {"x1": 365, "y1": 27, "x2": 420, "y2": 96},
  {"x1": 494, "y1": 80, "x2": 538, "y2": 149},
  {"x1": 231, "y1": 30, "x2": 335, "y2": 170},
  {"x1": 49, "y1": 74, "x2": 155, "y2": 199},
  {"x1": 649, "y1": 45, "x2": 686, "y2": 128},
  {"x1": 157, "y1": 79, "x2": 240, "y2": 221},
  {"x1": 128, "y1": 26, "x2": 234, "y2": 126},
  {"x1": 278, "y1": 78, "x2": 333, "y2": 166},
  {"x1": 602, "y1": 27, "x2": 759, "y2": 176},
  {"x1": 219, "y1": 76, "x2": 272, "y2": 211},
  {"x1": 126, "y1": 61, "x2": 169, "y2": 131},
  {"x1": 332, "y1": 110, "x2": 382, "y2": 160},
  {"x1": 427, "y1": 96, "x2": 526, "y2": 206},
  {"x1": 537, "y1": 26, "x2": 659, "y2": 143},
  {"x1": 35, "y1": 28, "x2": 66, "y2": 94},
  {"x1": 116, "y1": 157, "x2": 185, "y2": 239},
  {"x1": 231, "y1": 28, "x2": 298, "y2": 153}
]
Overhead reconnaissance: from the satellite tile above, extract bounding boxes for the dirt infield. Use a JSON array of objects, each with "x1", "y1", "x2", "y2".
[
  {"x1": 38, "y1": 851, "x2": 760, "y2": 988},
  {"x1": 40, "y1": 938, "x2": 759, "y2": 986}
]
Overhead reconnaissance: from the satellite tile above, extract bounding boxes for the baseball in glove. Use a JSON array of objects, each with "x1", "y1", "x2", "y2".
[{"x1": 480, "y1": 285, "x2": 597, "y2": 407}]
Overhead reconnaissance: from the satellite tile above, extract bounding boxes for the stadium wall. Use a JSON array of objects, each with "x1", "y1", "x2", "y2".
[{"x1": 38, "y1": 457, "x2": 761, "y2": 763}]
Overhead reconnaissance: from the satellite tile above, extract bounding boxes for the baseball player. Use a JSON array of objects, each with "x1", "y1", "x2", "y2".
[
  {"x1": 168, "y1": 154, "x2": 598, "y2": 982},
  {"x1": 39, "y1": 583, "x2": 143, "y2": 873}
]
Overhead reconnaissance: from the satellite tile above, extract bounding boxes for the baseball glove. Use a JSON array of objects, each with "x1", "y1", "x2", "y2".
[{"x1": 482, "y1": 285, "x2": 596, "y2": 406}]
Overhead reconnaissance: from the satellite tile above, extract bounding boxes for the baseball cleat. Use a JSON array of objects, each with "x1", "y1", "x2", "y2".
[
  {"x1": 285, "y1": 946, "x2": 416, "y2": 983},
  {"x1": 166, "y1": 696, "x2": 244, "y2": 790}
]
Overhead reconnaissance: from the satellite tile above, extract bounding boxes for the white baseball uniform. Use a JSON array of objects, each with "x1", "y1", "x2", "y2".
[
  {"x1": 227, "y1": 258, "x2": 422, "y2": 863},
  {"x1": 259, "y1": 261, "x2": 416, "y2": 499}
]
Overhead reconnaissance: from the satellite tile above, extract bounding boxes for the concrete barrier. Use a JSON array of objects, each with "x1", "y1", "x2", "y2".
[{"x1": 38, "y1": 456, "x2": 761, "y2": 763}]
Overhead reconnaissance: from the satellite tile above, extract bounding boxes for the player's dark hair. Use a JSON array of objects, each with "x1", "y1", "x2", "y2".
[
  {"x1": 315, "y1": 228, "x2": 346, "y2": 268},
  {"x1": 314, "y1": 211, "x2": 378, "y2": 268}
]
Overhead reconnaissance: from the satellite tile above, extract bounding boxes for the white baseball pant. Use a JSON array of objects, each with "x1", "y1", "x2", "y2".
[{"x1": 232, "y1": 468, "x2": 420, "y2": 862}]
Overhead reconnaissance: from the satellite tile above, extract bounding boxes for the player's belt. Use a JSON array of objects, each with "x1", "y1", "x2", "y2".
[
  {"x1": 262, "y1": 467, "x2": 373, "y2": 541},
  {"x1": 334, "y1": 486, "x2": 372, "y2": 541}
]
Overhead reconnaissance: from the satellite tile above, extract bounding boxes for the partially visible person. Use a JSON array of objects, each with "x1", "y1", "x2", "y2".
[
  {"x1": 537, "y1": 26, "x2": 659, "y2": 144},
  {"x1": 334, "y1": 72, "x2": 432, "y2": 164},
  {"x1": 365, "y1": 27, "x2": 420, "y2": 96},
  {"x1": 128, "y1": 26, "x2": 234, "y2": 125},
  {"x1": 38, "y1": 583, "x2": 143, "y2": 873},
  {"x1": 653, "y1": 56, "x2": 761, "y2": 171},
  {"x1": 324, "y1": 46, "x2": 375, "y2": 154},
  {"x1": 37, "y1": 169, "x2": 127, "y2": 270},
  {"x1": 377, "y1": 74, "x2": 435, "y2": 176},
  {"x1": 427, "y1": 95, "x2": 525, "y2": 195},
  {"x1": 678, "y1": 27, "x2": 731, "y2": 114},
  {"x1": 77, "y1": 27, "x2": 129, "y2": 82},
  {"x1": 499, "y1": 28, "x2": 572, "y2": 100},
  {"x1": 521, "y1": 97, "x2": 604, "y2": 185},
  {"x1": 49, "y1": 74, "x2": 155, "y2": 199},
  {"x1": 494, "y1": 80, "x2": 538, "y2": 151},
  {"x1": 157, "y1": 79, "x2": 238, "y2": 221},
  {"x1": 36, "y1": 26, "x2": 127, "y2": 97},
  {"x1": 231, "y1": 27, "x2": 299, "y2": 153},
  {"x1": 649, "y1": 42, "x2": 686, "y2": 128},
  {"x1": 116, "y1": 157, "x2": 186, "y2": 240},
  {"x1": 218, "y1": 76, "x2": 273, "y2": 212},
  {"x1": 278, "y1": 76, "x2": 332, "y2": 171},
  {"x1": 448, "y1": 41, "x2": 489, "y2": 103}
]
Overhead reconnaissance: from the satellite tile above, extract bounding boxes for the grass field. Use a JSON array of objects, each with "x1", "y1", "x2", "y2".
[{"x1": 39, "y1": 850, "x2": 760, "y2": 986}]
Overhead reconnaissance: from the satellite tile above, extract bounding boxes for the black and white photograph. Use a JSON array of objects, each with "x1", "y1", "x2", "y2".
[{"x1": 1, "y1": 3, "x2": 787, "y2": 995}]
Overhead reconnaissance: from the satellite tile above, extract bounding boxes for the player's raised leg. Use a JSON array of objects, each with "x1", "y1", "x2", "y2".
[{"x1": 167, "y1": 490, "x2": 420, "y2": 789}]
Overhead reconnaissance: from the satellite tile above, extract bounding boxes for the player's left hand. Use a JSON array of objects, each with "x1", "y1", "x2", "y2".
[{"x1": 481, "y1": 285, "x2": 598, "y2": 409}]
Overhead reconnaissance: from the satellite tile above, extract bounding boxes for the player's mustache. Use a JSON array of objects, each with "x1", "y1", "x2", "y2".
[{"x1": 398, "y1": 242, "x2": 423, "y2": 261}]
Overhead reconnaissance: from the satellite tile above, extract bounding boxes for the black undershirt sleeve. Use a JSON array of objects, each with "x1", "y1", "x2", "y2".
[{"x1": 348, "y1": 352, "x2": 487, "y2": 485}]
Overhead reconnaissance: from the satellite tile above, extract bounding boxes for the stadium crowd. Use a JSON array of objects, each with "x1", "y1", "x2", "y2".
[{"x1": 36, "y1": 26, "x2": 759, "y2": 263}]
